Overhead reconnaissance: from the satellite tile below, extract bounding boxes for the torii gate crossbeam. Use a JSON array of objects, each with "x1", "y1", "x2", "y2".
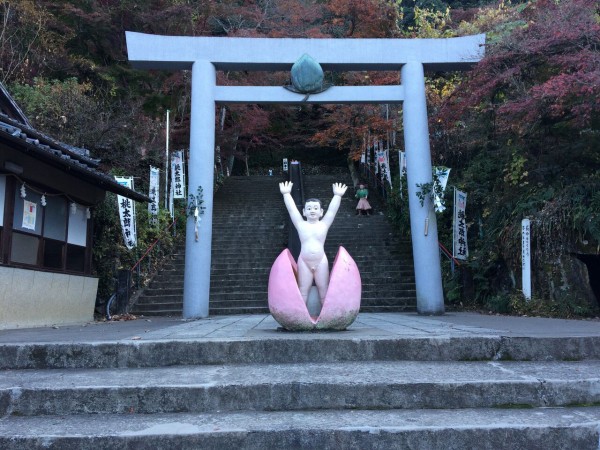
[{"x1": 126, "y1": 32, "x2": 485, "y2": 317}]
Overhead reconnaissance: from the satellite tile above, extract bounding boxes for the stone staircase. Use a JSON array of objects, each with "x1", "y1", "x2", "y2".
[
  {"x1": 131, "y1": 176, "x2": 286, "y2": 316},
  {"x1": 131, "y1": 172, "x2": 416, "y2": 316},
  {"x1": 1, "y1": 328, "x2": 600, "y2": 448},
  {"x1": 129, "y1": 244, "x2": 186, "y2": 316}
]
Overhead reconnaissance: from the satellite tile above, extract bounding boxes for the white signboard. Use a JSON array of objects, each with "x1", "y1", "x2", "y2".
[
  {"x1": 148, "y1": 166, "x2": 160, "y2": 226},
  {"x1": 22, "y1": 200, "x2": 37, "y2": 230},
  {"x1": 115, "y1": 176, "x2": 137, "y2": 249},
  {"x1": 171, "y1": 150, "x2": 186, "y2": 199},
  {"x1": 453, "y1": 189, "x2": 468, "y2": 260},
  {"x1": 522, "y1": 218, "x2": 531, "y2": 300}
]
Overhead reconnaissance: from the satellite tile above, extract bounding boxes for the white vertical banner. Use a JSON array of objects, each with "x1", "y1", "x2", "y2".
[
  {"x1": 360, "y1": 136, "x2": 366, "y2": 164},
  {"x1": 115, "y1": 176, "x2": 137, "y2": 249},
  {"x1": 522, "y1": 218, "x2": 531, "y2": 300},
  {"x1": 453, "y1": 189, "x2": 468, "y2": 260},
  {"x1": 398, "y1": 151, "x2": 406, "y2": 199},
  {"x1": 171, "y1": 150, "x2": 186, "y2": 199},
  {"x1": 398, "y1": 151, "x2": 407, "y2": 177},
  {"x1": 384, "y1": 148, "x2": 392, "y2": 187},
  {"x1": 433, "y1": 166, "x2": 451, "y2": 212},
  {"x1": 376, "y1": 146, "x2": 391, "y2": 187},
  {"x1": 148, "y1": 166, "x2": 160, "y2": 226}
]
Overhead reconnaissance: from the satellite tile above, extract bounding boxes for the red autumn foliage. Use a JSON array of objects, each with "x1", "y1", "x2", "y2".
[{"x1": 438, "y1": 0, "x2": 600, "y2": 142}]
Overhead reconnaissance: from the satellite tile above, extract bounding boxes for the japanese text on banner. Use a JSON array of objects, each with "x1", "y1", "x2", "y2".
[
  {"x1": 148, "y1": 166, "x2": 160, "y2": 226},
  {"x1": 171, "y1": 151, "x2": 186, "y2": 199},
  {"x1": 115, "y1": 176, "x2": 137, "y2": 249},
  {"x1": 453, "y1": 189, "x2": 468, "y2": 260}
]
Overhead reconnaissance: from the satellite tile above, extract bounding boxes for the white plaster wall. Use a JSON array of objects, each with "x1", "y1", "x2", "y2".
[{"x1": 0, "y1": 266, "x2": 98, "y2": 329}]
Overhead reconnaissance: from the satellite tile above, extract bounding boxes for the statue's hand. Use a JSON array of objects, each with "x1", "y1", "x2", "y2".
[
  {"x1": 332, "y1": 183, "x2": 347, "y2": 197},
  {"x1": 279, "y1": 181, "x2": 293, "y2": 194}
]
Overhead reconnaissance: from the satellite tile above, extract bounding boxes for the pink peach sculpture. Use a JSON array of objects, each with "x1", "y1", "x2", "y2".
[{"x1": 268, "y1": 246, "x2": 361, "y2": 331}]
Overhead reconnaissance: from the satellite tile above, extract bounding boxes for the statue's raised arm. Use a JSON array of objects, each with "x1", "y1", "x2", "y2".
[
  {"x1": 321, "y1": 183, "x2": 347, "y2": 227},
  {"x1": 279, "y1": 181, "x2": 303, "y2": 227}
]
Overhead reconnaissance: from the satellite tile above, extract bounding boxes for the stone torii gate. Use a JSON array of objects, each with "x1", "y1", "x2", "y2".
[{"x1": 126, "y1": 32, "x2": 485, "y2": 318}]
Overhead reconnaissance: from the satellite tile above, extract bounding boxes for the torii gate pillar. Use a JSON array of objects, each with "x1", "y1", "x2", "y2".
[
  {"x1": 183, "y1": 60, "x2": 216, "y2": 318},
  {"x1": 126, "y1": 32, "x2": 485, "y2": 318},
  {"x1": 402, "y1": 61, "x2": 444, "y2": 314}
]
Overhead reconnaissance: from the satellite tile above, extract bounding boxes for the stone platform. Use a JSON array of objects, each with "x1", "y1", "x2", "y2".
[{"x1": 1, "y1": 312, "x2": 600, "y2": 449}]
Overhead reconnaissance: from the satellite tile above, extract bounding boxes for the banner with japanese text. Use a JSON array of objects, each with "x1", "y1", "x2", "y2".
[
  {"x1": 171, "y1": 150, "x2": 186, "y2": 199},
  {"x1": 115, "y1": 176, "x2": 137, "y2": 249},
  {"x1": 453, "y1": 189, "x2": 468, "y2": 260},
  {"x1": 375, "y1": 145, "x2": 392, "y2": 188},
  {"x1": 148, "y1": 166, "x2": 160, "y2": 226}
]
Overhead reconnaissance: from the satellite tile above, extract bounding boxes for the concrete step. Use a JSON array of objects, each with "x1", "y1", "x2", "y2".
[
  {"x1": 2, "y1": 360, "x2": 600, "y2": 416},
  {"x1": 360, "y1": 297, "x2": 417, "y2": 307},
  {"x1": 211, "y1": 251, "x2": 285, "y2": 257},
  {"x1": 209, "y1": 292, "x2": 267, "y2": 300},
  {"x1": 1, "y1": 407, "x2": 598, "y2": 449},
  {"x1": 4, "y1": 333, "x2": 600, "y2": 370},
  {"x1": 132, "y1": 301, "x2": 182, "y2": 311},
  {"x1": 209, "y1": 306, "x2": 270, "y2": 315},
  {"x1": 131, "y1": 309, "x2": 182, "y2": 316},
  {"x1": 132, "y1": 296, "x2": 415, "y2": 313},
  {"x1": 138, "y1": 287, "x2": 187, "y2": 297},
  {"x1": 146, "y1": 274, "x2": 416, "y2": 288},
  {"x1": 360, "y1": 305, "x2": 417, "y2": 312}
]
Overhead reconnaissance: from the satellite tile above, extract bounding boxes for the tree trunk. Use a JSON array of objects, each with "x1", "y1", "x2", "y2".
[{"x1": 347, "y1": 157, "x2": 359, "y2": 188}]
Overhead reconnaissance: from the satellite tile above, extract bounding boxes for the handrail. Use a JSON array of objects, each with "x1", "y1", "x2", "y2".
[
  {"x1": 105, "y1": 293, "x2": 117, "y2": 320},
  {"x1": 130, "y1": 218, "x2": 177, "y2": 272},
  {"x1": 438, "y1": 241, "x2": 461, "y2": 266},
  {"x1": 363, "y1": 165, "x2": 387, "y2": 190},
  {"x1": 361, "y1": 163, "x2": 390, "y2": 201},
  {"x1": 288, "y1": 163, "x2": 304, "y2": 261}
]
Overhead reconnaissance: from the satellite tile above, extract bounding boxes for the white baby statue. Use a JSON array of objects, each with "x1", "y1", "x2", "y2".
[{"x1": 279, "y1": 181, "x2": 348, "y2": 305}]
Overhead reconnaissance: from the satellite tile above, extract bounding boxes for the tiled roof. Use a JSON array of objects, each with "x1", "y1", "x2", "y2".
[{"x1": 0, "y1": 113, "x2": 150, "y2": 203}]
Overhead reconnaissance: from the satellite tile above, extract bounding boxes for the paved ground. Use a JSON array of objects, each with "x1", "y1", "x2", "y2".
[{"x1": 1, "y1": 312, "x2": 599, "y2": 344}]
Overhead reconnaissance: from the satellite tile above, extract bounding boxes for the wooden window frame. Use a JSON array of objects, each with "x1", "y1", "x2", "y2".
[{"x1": 0, "y1": 175, "x2": 92, "y2": 275}]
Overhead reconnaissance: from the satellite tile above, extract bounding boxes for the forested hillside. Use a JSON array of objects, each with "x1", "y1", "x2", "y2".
[{"x1": 2, "y1": 0, "x2": 598, "y2": 316}]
